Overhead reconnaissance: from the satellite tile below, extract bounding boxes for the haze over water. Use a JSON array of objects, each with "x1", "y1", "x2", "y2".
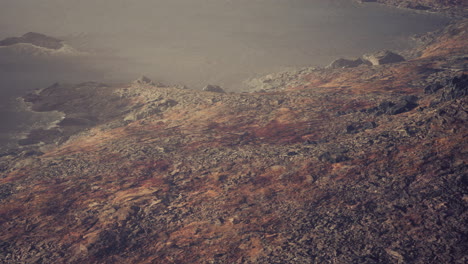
[{"x1": 0, "y1": 0, "x2": 451, "y2": 150}]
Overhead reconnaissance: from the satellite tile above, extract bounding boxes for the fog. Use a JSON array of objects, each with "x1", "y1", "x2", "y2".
[{"x1": 0, "y1": 0, "x2": 451, "y2": 149}]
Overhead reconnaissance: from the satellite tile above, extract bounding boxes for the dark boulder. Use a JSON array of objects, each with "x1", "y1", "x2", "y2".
[
  {"x1": 441, "y1": 74, "x2": 468, "y2": 101},
  {"x1": 203, "y1": 84, "x2": 225, "y2": 93},
  {"x1": 319, "y1": 152, "x2": 350, "y2": 163}
]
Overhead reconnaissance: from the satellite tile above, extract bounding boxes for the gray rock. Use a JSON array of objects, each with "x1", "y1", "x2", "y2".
[
  {"x1": 363, "y1": 50, "x2": 405, "y2": 65},
  {"x1": 203, "y1": 84, "x2": 225, "y2": 93},
  {"x1": 441, "y1": 74, "x2": 467, "y2": 101},
  {"x1": 327, "y1": 58, "x2": 371, "y2": 69},
  {"x1": 133, "y1": 75, "x2": 155, "y2": 86}
]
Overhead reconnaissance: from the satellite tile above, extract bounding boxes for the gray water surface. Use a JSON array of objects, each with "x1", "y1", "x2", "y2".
[{"x1": 0, "y1": 0, "x2": 452, "y2": 150}]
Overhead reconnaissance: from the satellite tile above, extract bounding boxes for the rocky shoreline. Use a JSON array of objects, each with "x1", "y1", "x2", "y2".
[{"x1": 0, "y1": 2, "x2": 466, "y2": 264}]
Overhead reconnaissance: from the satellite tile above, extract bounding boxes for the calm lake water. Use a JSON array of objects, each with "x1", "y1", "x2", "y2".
[{"x1": 0, "y1": 0, "x2": 451, "y2": 150}]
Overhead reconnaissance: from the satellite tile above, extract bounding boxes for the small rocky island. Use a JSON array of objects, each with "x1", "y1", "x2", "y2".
[{"x1": 0, "y1": 32, "x2": 64, "y2": 50}]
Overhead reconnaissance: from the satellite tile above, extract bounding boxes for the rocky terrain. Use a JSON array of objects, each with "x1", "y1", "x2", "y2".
[
  {"x1": 0, "y1": 3, "x2": 467, "y2": 264},
  {"x1": 358, "y1": 0, "x2": 467, "y2": 17}
]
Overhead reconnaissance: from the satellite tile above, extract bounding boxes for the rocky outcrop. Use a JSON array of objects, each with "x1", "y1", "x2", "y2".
[
  {"x1": 327, "y1": 57, "x2": 371, "y2": 69},
  {"x1": 426, "y1": 74, "x2": 468, "y2": 101},
  {"x1": 327, "y1": 51, "x2": 405, "y2": 70},
  {"x1": 363, "y1": 50, "x2": 406, "y2": 65},
  {"x1": 0, "y1": 32, "x2": 64, "y2": 50}
]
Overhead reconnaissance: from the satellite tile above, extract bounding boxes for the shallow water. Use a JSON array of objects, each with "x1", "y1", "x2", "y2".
[{"x1": 0, "y1": 0, "x2": 452, "y2": 150}]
